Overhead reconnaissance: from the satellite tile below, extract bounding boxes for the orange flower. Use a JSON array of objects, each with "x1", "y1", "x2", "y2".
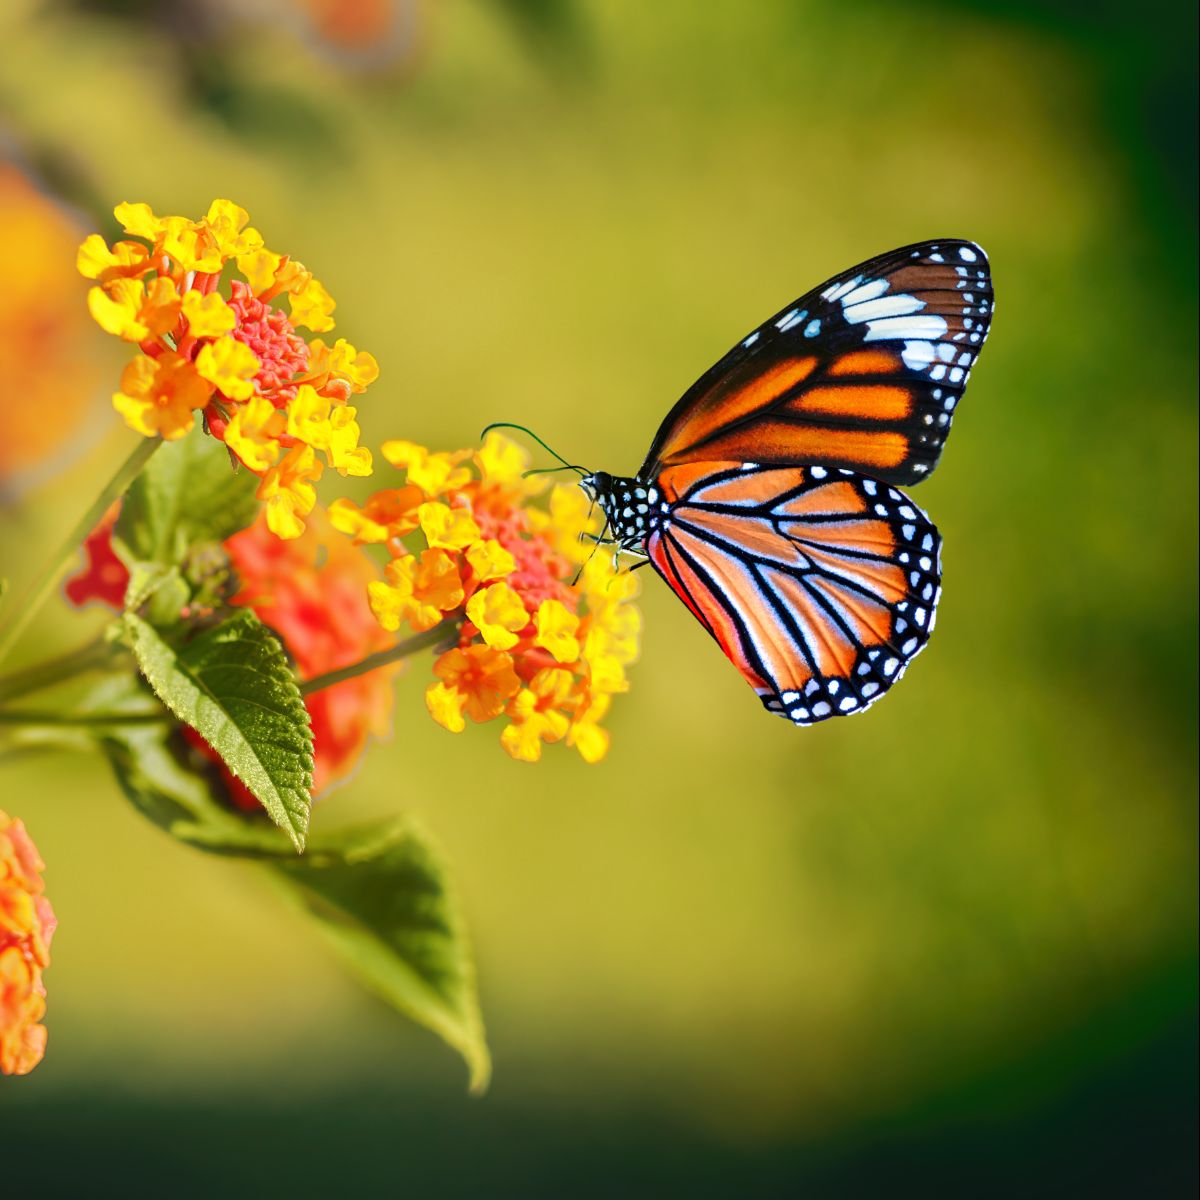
[
  {"x1": 1, "y1": 811, "x2": 56, "y2": 1076},
  {"x1": 432, "y1": 645, "x2": 521, "y2": 723},
  {"x1": 80, "y1": 199, "x2": 378, "y2": 536},
  {"x1": 346, "y1": 431, "x2": 642, "y2": 762},
  {"x1": 0, "y1": 165, "x2": 108, "y2": 487}
]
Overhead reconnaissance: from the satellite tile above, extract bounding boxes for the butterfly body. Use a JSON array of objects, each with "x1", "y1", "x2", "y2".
[{"x1": 578, "y1": 239, "x2": 992, "y2": 726}]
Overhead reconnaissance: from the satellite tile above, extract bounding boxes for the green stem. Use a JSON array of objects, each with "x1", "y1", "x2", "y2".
[
  {"x1": 0, "y1": 709, "x2": 166, "y2": 727},
  {"x1": 300, "y1": 620, "x2": 458, "y2": 696},
  {"x1": 0, "y1": 436, "x2": 162, "y2": 669},
  {"x1": 0, "y1": 636, "x2": 121, "y2": 705}
]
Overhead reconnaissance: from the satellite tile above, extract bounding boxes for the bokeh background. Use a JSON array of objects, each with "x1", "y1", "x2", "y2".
[{"x1": 1, "y1": 1, "x2": 1196, "y2": 1194}]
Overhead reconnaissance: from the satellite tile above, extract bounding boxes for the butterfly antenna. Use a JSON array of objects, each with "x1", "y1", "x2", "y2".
[
  {"x1": 481, "y1": 423, "x2": 588, "y2": 476},
  {"x1": 522, "y1": 464, "x2": 590, "y2": 479}
]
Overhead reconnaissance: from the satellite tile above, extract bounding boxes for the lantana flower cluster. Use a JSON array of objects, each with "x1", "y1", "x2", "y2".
[
  {"x1": 334, "y1": 432, "x2": 641, "y2": 762},
  {"x1": 1, "y1": 811, "x2": 56, "y2": 1077},
  {"x1": 79, "y1": 199, "x2": 378, "y2": 538}
]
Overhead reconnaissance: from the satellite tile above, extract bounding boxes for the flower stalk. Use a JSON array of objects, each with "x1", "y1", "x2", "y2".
[
  {"x1": 0, "y1": 637, "x2": 120, "y2": 705},
  {"x1": 299, "y1": 620, "x2": 458, "y2": 696}
]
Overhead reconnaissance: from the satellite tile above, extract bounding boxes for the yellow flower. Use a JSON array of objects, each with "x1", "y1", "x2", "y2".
[
  {"x1": 566, "y1": 688, "x2": 612, "y2": 764},
  {"x1": 433, "y1": 646, "x2": 520, "y2": 723},
  {"x1": 160, "y1": 215, "x2": 223, "y2": 273},
  {"x1": 466, "y1": 582, "x2": 529, "y2": 650},
  {"x1": 534, "y1": 599, "x2": 581, "y2": 664},
  {"x1": 327, "y1": 405, "x2": 373, "y2": 476},
  {"x1": 258, "y1": 444, "x2": 324, "y2": 539},
  {"x1": 419, "y1": 502, "x2": 481, "y2": 551},
  {"x1": 329, "y1": 486, "x2": 424, "y2": 544},
  {"x1": 288, "y1": 275, "x2": 335, "y2": 332},
  {"x1": 383, "y1": 441, "x2": 473, "y2": 497},
  {"x1": 465, "y1": 539, "x2": 516, "y2": 582},
  {"x1": 203, "y1": 199, "x2": 263, "y2": 260},
  {"x1": 195, "y1": 336, "x2": 261, "y2": 400},
  {"x1": 113, "y1": 201, "x2": 166, "y2": 241},
  {"x1": 308, "y1": 337, "x2": 380, "y2": 395},
  {"x1": 87, "y1": 275, "x2": 180, "y2": 342},
  {"x1": 223, "y1": 395, "x2": 285, "y2": 472},
  {"x1": 474, "y1": 430, "x2": 530, "y2": 485},
  {"x1": 181, "y1": 289, "x2": 236, "y2": 338},
  {"x1": 237, "y1": 246, "x2": 283, "y2": 296},
  {"x1": 286, "y1": 385, "x2": 372, "y2": 476},
  {"x1": 425, "y1": 682, "x2": 468, "y2": 733},
  {"x1": 112, "y1": 351, "x2": 212, "y2": 440},
  {"x1": 500, "y1": 669, "x2": 572, "y2": 762},
  {"x1": 76, "y1": 235, "x2": 149, "y2": 283},
  {"x1": 529, "y1": 483, "x2": 597, "y2": 564},
  {"x1": 368, "y1": 550, "x2": 463, "y2": 633}
]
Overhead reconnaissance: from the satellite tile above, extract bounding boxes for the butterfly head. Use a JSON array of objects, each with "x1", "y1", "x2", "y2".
[{"x1": 578, "y1": 471, "x2": 611, "y2": 505}]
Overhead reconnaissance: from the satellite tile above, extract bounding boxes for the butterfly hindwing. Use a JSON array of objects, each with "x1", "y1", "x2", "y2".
[
  {"x1": 639, "y1": 240, "x2": 992, "y2": 487},
  {"x1": 645, "y1": 462, "x2": 941, "y2": 724}
]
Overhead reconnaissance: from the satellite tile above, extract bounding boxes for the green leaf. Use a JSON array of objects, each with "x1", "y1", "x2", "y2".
[
  {"x1": 102, "y1": 727, "x2": 490, "y2": 1091},
  {"x1": 101, "y1": 723, "x2": 301, "y2": 858},
  {"x1": 268, "y1": 819, "x2": 491, "y2": 1093},
  {"x1": 115, "y1": 423, "x2": 258, "y2": 565},
  {"x1": 122, "y1": 609, "x2": 313, "y2": 850}
]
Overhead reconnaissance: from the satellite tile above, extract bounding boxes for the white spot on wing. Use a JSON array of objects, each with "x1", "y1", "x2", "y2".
[
  {"x1": 865, "y1": 314, "x2": 949, "y2": 344},
  {"x1": 902, "y1": 341, "x2": 936, "y2": 371},
  {"x1": 844, "y1": 293, "x2": 924, "y2": 324}
]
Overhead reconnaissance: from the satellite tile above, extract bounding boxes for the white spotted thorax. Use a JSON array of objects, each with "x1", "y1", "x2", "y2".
[{"x1": 579, "y1": 472, "x2": 665, "y2": 554}]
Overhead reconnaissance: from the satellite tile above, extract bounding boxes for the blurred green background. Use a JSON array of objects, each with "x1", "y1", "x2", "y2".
[{"x1": 1, "y1": 0, "x2": 1196, "y2": 1194}]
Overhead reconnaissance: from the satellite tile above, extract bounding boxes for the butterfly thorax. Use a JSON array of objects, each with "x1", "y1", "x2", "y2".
[{"x1": 580, "y1": 472, "x2": 668, "y2": 551}]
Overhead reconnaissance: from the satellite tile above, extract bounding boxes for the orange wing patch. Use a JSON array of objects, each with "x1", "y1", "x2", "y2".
[
  {"x1": 676, "y1": 506, "x2": 806, "y2": 567},
  {"x1": 686, "y1": 466, "x2": 811, "y2": 507},
  {"x1": 661, "y1": 357, "x2": 817, "y2": 465},
  {"x1": 827, "y1": 349, "x2": 903, "y2": 376},
  {"x1": 662, "y1": 423, "x2": 909, "y2": 471},
  {"x1": 786, "y1": 385, "x2": 913, "y2": 421},
  {"x1": 773, "y1": 480, "x2": 867, "y2": 518}
]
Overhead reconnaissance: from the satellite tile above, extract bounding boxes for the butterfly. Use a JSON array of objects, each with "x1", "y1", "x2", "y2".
[{"x1": 497, "y1": 239, "x2": 993, "y2": 725}]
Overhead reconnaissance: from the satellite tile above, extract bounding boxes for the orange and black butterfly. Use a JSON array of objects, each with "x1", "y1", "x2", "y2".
[{"x1": 502, "y1": 239, "x2": 993, "y2": 725}]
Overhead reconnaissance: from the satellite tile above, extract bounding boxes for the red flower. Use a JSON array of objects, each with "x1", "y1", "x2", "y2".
[{"x1": 63, "y1": 503, "x2": 128, "y2": 609}]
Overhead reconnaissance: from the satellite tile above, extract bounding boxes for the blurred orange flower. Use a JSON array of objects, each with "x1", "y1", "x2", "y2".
[
  {"x1": 1, "y1": 811, "x2": 56, "y2": 1076},
  {"x1": 80, "y1": 199, "x2": 378, "y2": 538},
  {"x1": 351, "y1": 431, "x2": 642, "y2": 763},
  {"x1": 0, "y1": 165, "x2": 107, "y2": 490}
]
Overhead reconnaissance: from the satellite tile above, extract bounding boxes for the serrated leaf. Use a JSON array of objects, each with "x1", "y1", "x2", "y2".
[
  {"x1": 115, "y1": 423, "x2": 258, "y2": 565},
  {"x1": 102, "y1": 727, "x2": 490, "y2": 1090},
  {"x1": 268, "y1": 819, "x2": 491, "y2": 1092},
  {"x1": 122, "y1": 609, "x2": 312, "y2": 850}
]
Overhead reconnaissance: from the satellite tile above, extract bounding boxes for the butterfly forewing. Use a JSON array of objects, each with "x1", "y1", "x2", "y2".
[
  {"x1": 639, "y1": 240, "x2": 993, "y2": 487},
  {"x1": 646, "y1": 462, "x2": 941, "y2": 724}
]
